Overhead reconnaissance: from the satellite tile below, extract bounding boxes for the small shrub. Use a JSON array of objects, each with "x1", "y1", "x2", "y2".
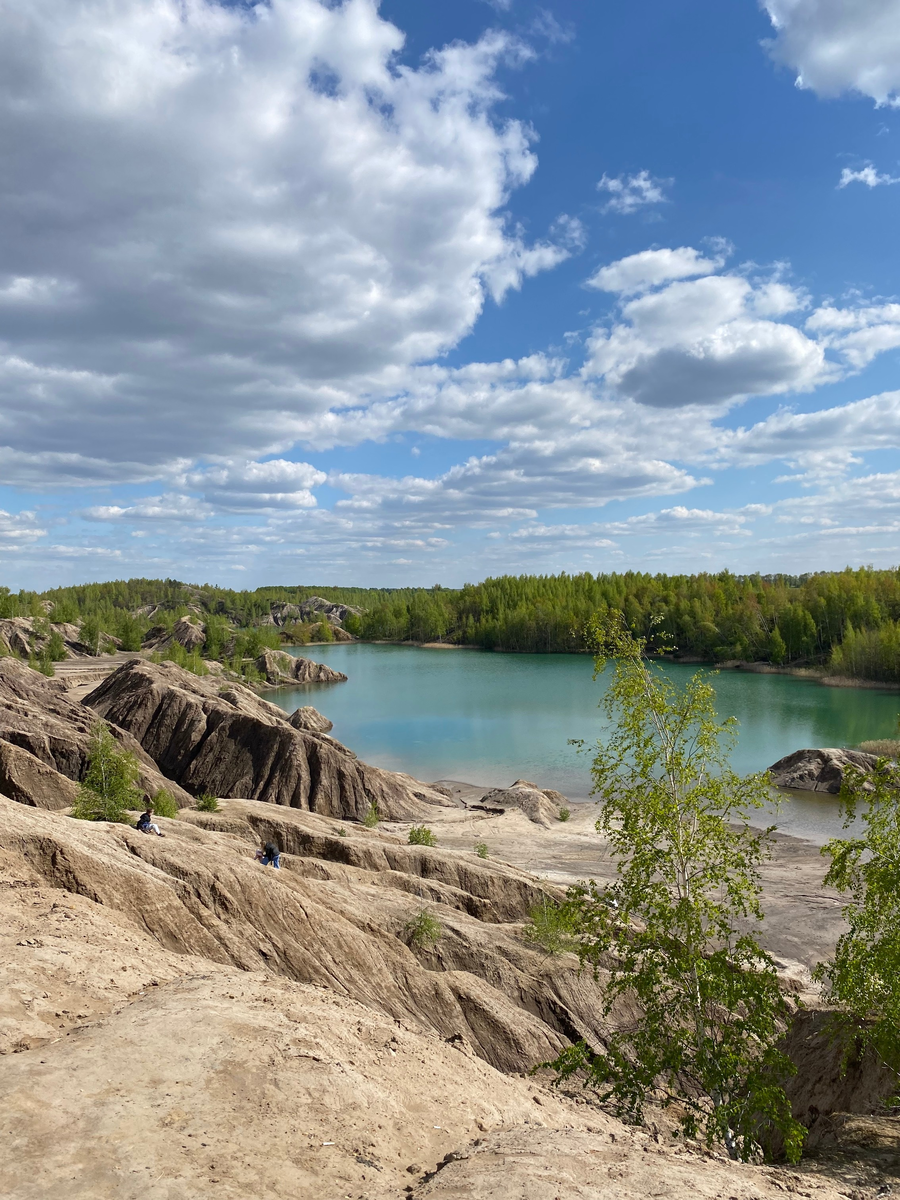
[
  {"x1": 523, "y1": 898, "x2": 577, "y2": 956},
  {"x1": 30, "y1": 650, "x2": 55, "y2": 677},
  {"x1": 474, "y1": 841, "x2": 489, "y2": 859},
  {"x1": 164, "y1": 642, "x2": 209, "y2": 676},
  {"x1": 558, "y1": 806, "x2": 571, "y2": 822},
  {"x1": 151, "y1": 788, "x2": 179, "y2": 819},
  {"x1": 46, "y1": 629, "x2": 68, "y2": 662},
  {"x1": 859, "y1": 739, "x2": 900, "y2": 758},
  {"x1": 79, "y1": 615, "x2": 102, "y2": 656},
  {"x1": 408, "y1": 825, "x2": 437, "y2": 847},
  {"x1": 362, "y1": 801, "x2": 379, "y2": 828},
  {"x1": 338, "y1": 827, "x2": 348, "y2": 838},
  {"x1": 405, "y1": 908, "x2": 442, "y2": 949},
  {"x1": 72, "y1": 724, "x2": 142, "y2": 824},
  {"x1": 195, "y1": 792, "x2": 219, "y2": 813}
]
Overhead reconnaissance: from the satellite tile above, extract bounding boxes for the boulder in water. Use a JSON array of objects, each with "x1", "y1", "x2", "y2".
[
  {"x1": 288, "y1": 706, "x2": 333, "y2": 734},
  {"x1": 254, "y1": 648, "x2": 347, "y2": 685},
  {"x1": 768, "y1": 747, "x2": 880, "y2": 793}
]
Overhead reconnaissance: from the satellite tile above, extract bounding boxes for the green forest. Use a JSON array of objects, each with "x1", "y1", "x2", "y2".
[{"x1": 3, "y1": 567, "x2": 900, "y2": 682}]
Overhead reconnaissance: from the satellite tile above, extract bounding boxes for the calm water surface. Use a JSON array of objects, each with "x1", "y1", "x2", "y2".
[{"x1": 271, "y1": 644, "x2": 900, "y2": 843}]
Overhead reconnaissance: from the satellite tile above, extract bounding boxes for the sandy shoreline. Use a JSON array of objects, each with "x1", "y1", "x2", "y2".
[{"x1": 379, "y1": 779, "x2": 846, "y2": 992}]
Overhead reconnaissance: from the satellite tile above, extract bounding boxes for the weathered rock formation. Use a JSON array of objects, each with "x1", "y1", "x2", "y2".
[
  {"x1": 141, "y1": 615, "x2": 206, "y2": 654},
  {"x1": 768, "y1": 747, "x2": 879, "y2": 793},
  {"x1": 296, "y1": 594, "x2": 361, "y2": 627},
  {"x1": 476, "y1": 780, "x2": 567, "y2": 827},
  {"x1": 260, "y1": 596, "x2": 361, "y2": 632},
  {"x1": 287, "y1": 705, "x2": 333, "y2": 733},
  {"x1": 0, "y1": 657, "x2": 193, "y2": 809},
  {"x1": 254, "y1": 648, "x2": 347, "y2": 685},
  {"x1": 0, "y1": 617, "x2": 91, "y2": 660},
  {"x1": 0, "y1": 795, "x2": 592, "y2": 1072},
  {"x1": 0, "y1": 794, "x2": 867, "y2": 1199},
  {"x1": 83, "y1": 659, "x2": 449, "y2": 820}
]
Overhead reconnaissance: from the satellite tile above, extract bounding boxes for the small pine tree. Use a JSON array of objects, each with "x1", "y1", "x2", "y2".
[{"x1": 72, "y1": 724, "x2": 143, "y2": 823}]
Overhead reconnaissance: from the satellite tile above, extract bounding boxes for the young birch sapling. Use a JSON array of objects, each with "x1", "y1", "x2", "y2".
[
  {"x1": 548, "y1": 612, "x2": 805, "y2": 1162},
  {"x1": 72, "y1": 723, "x2": 143, "y2": 824},
  {"x1": 814, "y1": 758, "x2": 900, "y2": 1099}
]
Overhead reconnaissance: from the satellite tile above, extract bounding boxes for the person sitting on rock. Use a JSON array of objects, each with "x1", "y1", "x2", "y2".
[
  {"x1": 137, "y1": 808, "x2": 165, "y2": 837},
  {"x1": 255, "y1": 840, "x2": 281, "y2": 869}
]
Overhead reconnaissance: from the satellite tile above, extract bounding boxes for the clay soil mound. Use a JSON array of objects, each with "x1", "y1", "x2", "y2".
[{"x1": 0, "y1": 796, "x2": 860, "y2": 1200}]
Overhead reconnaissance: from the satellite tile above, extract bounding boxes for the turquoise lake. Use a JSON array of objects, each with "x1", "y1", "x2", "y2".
[{"x1": 271, "y1": 643, "x2": 900, "y2": 843}]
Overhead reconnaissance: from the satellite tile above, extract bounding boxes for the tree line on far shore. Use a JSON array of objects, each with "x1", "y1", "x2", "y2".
[{"x1": 3, "y1": 566, "x2": 900, "y2": 683}]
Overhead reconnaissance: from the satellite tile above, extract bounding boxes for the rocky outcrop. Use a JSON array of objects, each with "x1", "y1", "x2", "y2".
[
  {"x1": 0, "y1": 657, "x2": 193, "y2": 809},
  {"x1": 254, "y1": 648, "x2": 347, "y2": 685},
  {"x1": 0, "y1": 617, "x2": 90, "y2": 660},
  {"x1": 475, "y1": 780, "x2": 567, "y2": 827},
  {"x1": 768, "y1": 747, "x2": 880, "y2": 793},
  {"x1": 260, "y1": 597, "x2": 361, "y2": 631},
  {"x1": 141, "y1": 615, "x2": 206, "y2": 654},
  {"x1": 287, "y1": 705, "x2": 333, "y2": 733},
  {"x1": 290, "y1": 654, "x2": 347, "y2": 683},
  {"x1": 296, "y1": 595, "x2": 361, "y2": 627},
  {"x1": 83, "y1": 659, "x2": 450, "y2": 820}
]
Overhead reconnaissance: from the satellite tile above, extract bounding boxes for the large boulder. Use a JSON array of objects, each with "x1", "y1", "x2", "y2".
[
  {"x1": 288, "y1": 705, "x2": 333, "y2": 734},
  {"x1": 142, "y1": 616, "x2": 206, "y2": 654},
  {"x1": 83, "y1": 659, "x2": 449, "y2": 820},
  {"x1": 254, "y1": 648, "x2": 347, "y2": 685},
  {"x1": 768, "y1": 747, "x2": 880, "y2": 793},
  {"x1": 476, "y1": 780, "x2": 567, "y2": 827},
  {"x1": 0, "y1": 657, "x2": 193, "y2": 809}
]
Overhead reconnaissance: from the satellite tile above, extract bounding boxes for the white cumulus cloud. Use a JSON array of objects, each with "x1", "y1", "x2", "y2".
[
  {"x1": 584, "y1": 253, "x2": 826, "y2": 408},
  {"x1": 586, "y1": 245, "x2": 729, "y2": 295},
  {"x1": 762, "y1": 0, "x2": 900, "y2": 107},
  {"x1": 0, "y1": 0, "x2": 572, "y2": 485}
]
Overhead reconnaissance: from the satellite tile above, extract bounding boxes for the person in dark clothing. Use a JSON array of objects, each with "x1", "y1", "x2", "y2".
[
  {"x1": 137, "y1": 808, "x2": 165, "y2": 837},
  {"x1": 255, "y1": 840, "x2": 281, "y2": 868}
]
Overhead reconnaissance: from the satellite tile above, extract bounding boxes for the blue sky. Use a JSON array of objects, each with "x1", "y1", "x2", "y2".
[{"x1": 1, "y1": 0, "x2": 900, "y2": 589}]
